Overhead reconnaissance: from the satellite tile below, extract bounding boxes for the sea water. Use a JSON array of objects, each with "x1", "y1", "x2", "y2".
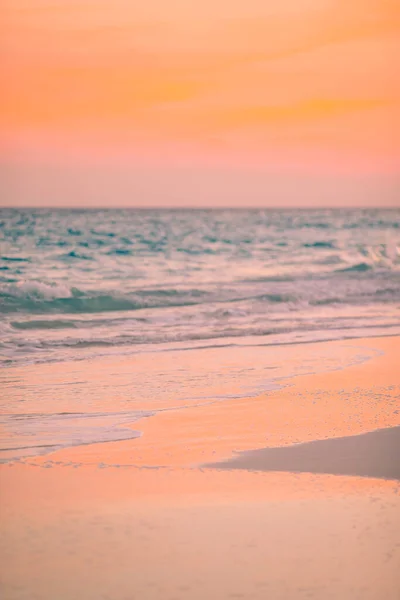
[
  {"x1": 1, "y1": 208, "x2": 399, "y2": 461},
  {"x1": 1, "y1": 208, "x2": 399, "y2": 365}
]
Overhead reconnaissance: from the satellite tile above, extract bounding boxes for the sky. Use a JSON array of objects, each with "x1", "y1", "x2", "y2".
[{"x1": 1, "y1": 0, "x2": 399, "y2": 207}]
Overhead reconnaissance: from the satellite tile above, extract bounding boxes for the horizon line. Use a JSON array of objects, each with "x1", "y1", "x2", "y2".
[{"x1": 1, "y1": 205, "x2": 399, "y2": 211}]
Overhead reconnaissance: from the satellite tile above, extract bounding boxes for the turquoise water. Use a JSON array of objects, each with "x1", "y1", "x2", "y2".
[{"x1": 1, "y1": 208, "x2": 399, "y2": 365}]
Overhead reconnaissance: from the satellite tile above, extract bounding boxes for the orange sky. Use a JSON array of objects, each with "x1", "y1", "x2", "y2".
[{"x1": 1, "y1": 1, "x2": 399, "y2": 206}]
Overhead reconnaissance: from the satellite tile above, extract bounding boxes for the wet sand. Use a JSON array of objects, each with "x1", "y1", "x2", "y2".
[
  {"x1": 207, "y1": 425, "x2": 400, "y2": 480},
  {"x1": 1, "y1": 336, "x2": 400, "y2": 599}
]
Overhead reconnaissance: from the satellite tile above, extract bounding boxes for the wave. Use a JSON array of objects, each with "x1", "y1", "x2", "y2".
[
  {"x1": 2, "y1": 276, "x2": 400, "y2": 317},
  {"x1": 1, "y1": 256, "x2": 30, "y2": 262},
  {"x1": 59, "y1": 250, "x2": 93, "y2": 261},
  {"x1": 303, "y1": 241, "x2": 335, "y2": 249},
  {"x1": 337, "y1": 262, "x2": 373, "y2": 273},
  {"x1": 0, "y1": 410, "x2": 151, "y2": 462},
  {"x1": 0, "y1": 291, "x2": 176, "y2": 314},
  {"x1": 0, "y1": 279, "x2": 300, "y2": 315},
  {"x1": 11, "y1": 319, "x2": 79, "y2": 330},
  {"x1": 0, "y1": 281, "x2": 202, "y2": 314},
  {"x1": 1, "y1": 291, "x2": 295, "y2": 315},
  {"x1": 10, "y1": 315, "x2": 148, "y2": 330},
  {"x1": 106, "y1": 248, "x2": 133, "y2": 256},
  {"x1": 4, "y1": 323, "x2": 400, "y2": 366},
  {"x1": 229, "y1": 293, "x2": 294, "y2": 304},
  {"x1": 1, "y1": 281, "x2": 72, "y2": 300}
]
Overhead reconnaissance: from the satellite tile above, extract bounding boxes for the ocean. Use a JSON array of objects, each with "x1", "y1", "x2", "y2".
[
  {"x1": 1, "y1": 207, "x2": 399, "y2": 461},
  {"x1": 1, "y1": 208, "x2": 399, "y2": 366}
]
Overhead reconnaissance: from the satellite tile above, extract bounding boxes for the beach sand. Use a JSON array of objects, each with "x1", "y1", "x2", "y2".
[{"x1": 1, "y1": 337, "x2": 400, "y2": 599}]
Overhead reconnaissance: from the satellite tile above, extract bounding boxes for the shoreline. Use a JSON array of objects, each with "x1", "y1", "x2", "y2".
[
  {"x1": 3, "y1": 326, "x2": 400, "y2": 370},
  {"x1": 1, "y1": 334, "x2": 395, "y2": 466},
  {"x1": 16, "y1": 335, "x2": 397, "y2": 471},
  {"x1": 1, "y1": 335, "x2": 400, "y2": 599}
]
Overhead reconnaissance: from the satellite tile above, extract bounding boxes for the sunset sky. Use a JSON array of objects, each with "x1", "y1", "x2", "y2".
[{"x1": 1, "y1": 0, "x2": 399, "y2": 207}]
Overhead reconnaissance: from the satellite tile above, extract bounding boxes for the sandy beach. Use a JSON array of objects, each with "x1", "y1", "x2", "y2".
[{"x1": 1, "y1": 336, "x2": 399, "y2": 599}]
